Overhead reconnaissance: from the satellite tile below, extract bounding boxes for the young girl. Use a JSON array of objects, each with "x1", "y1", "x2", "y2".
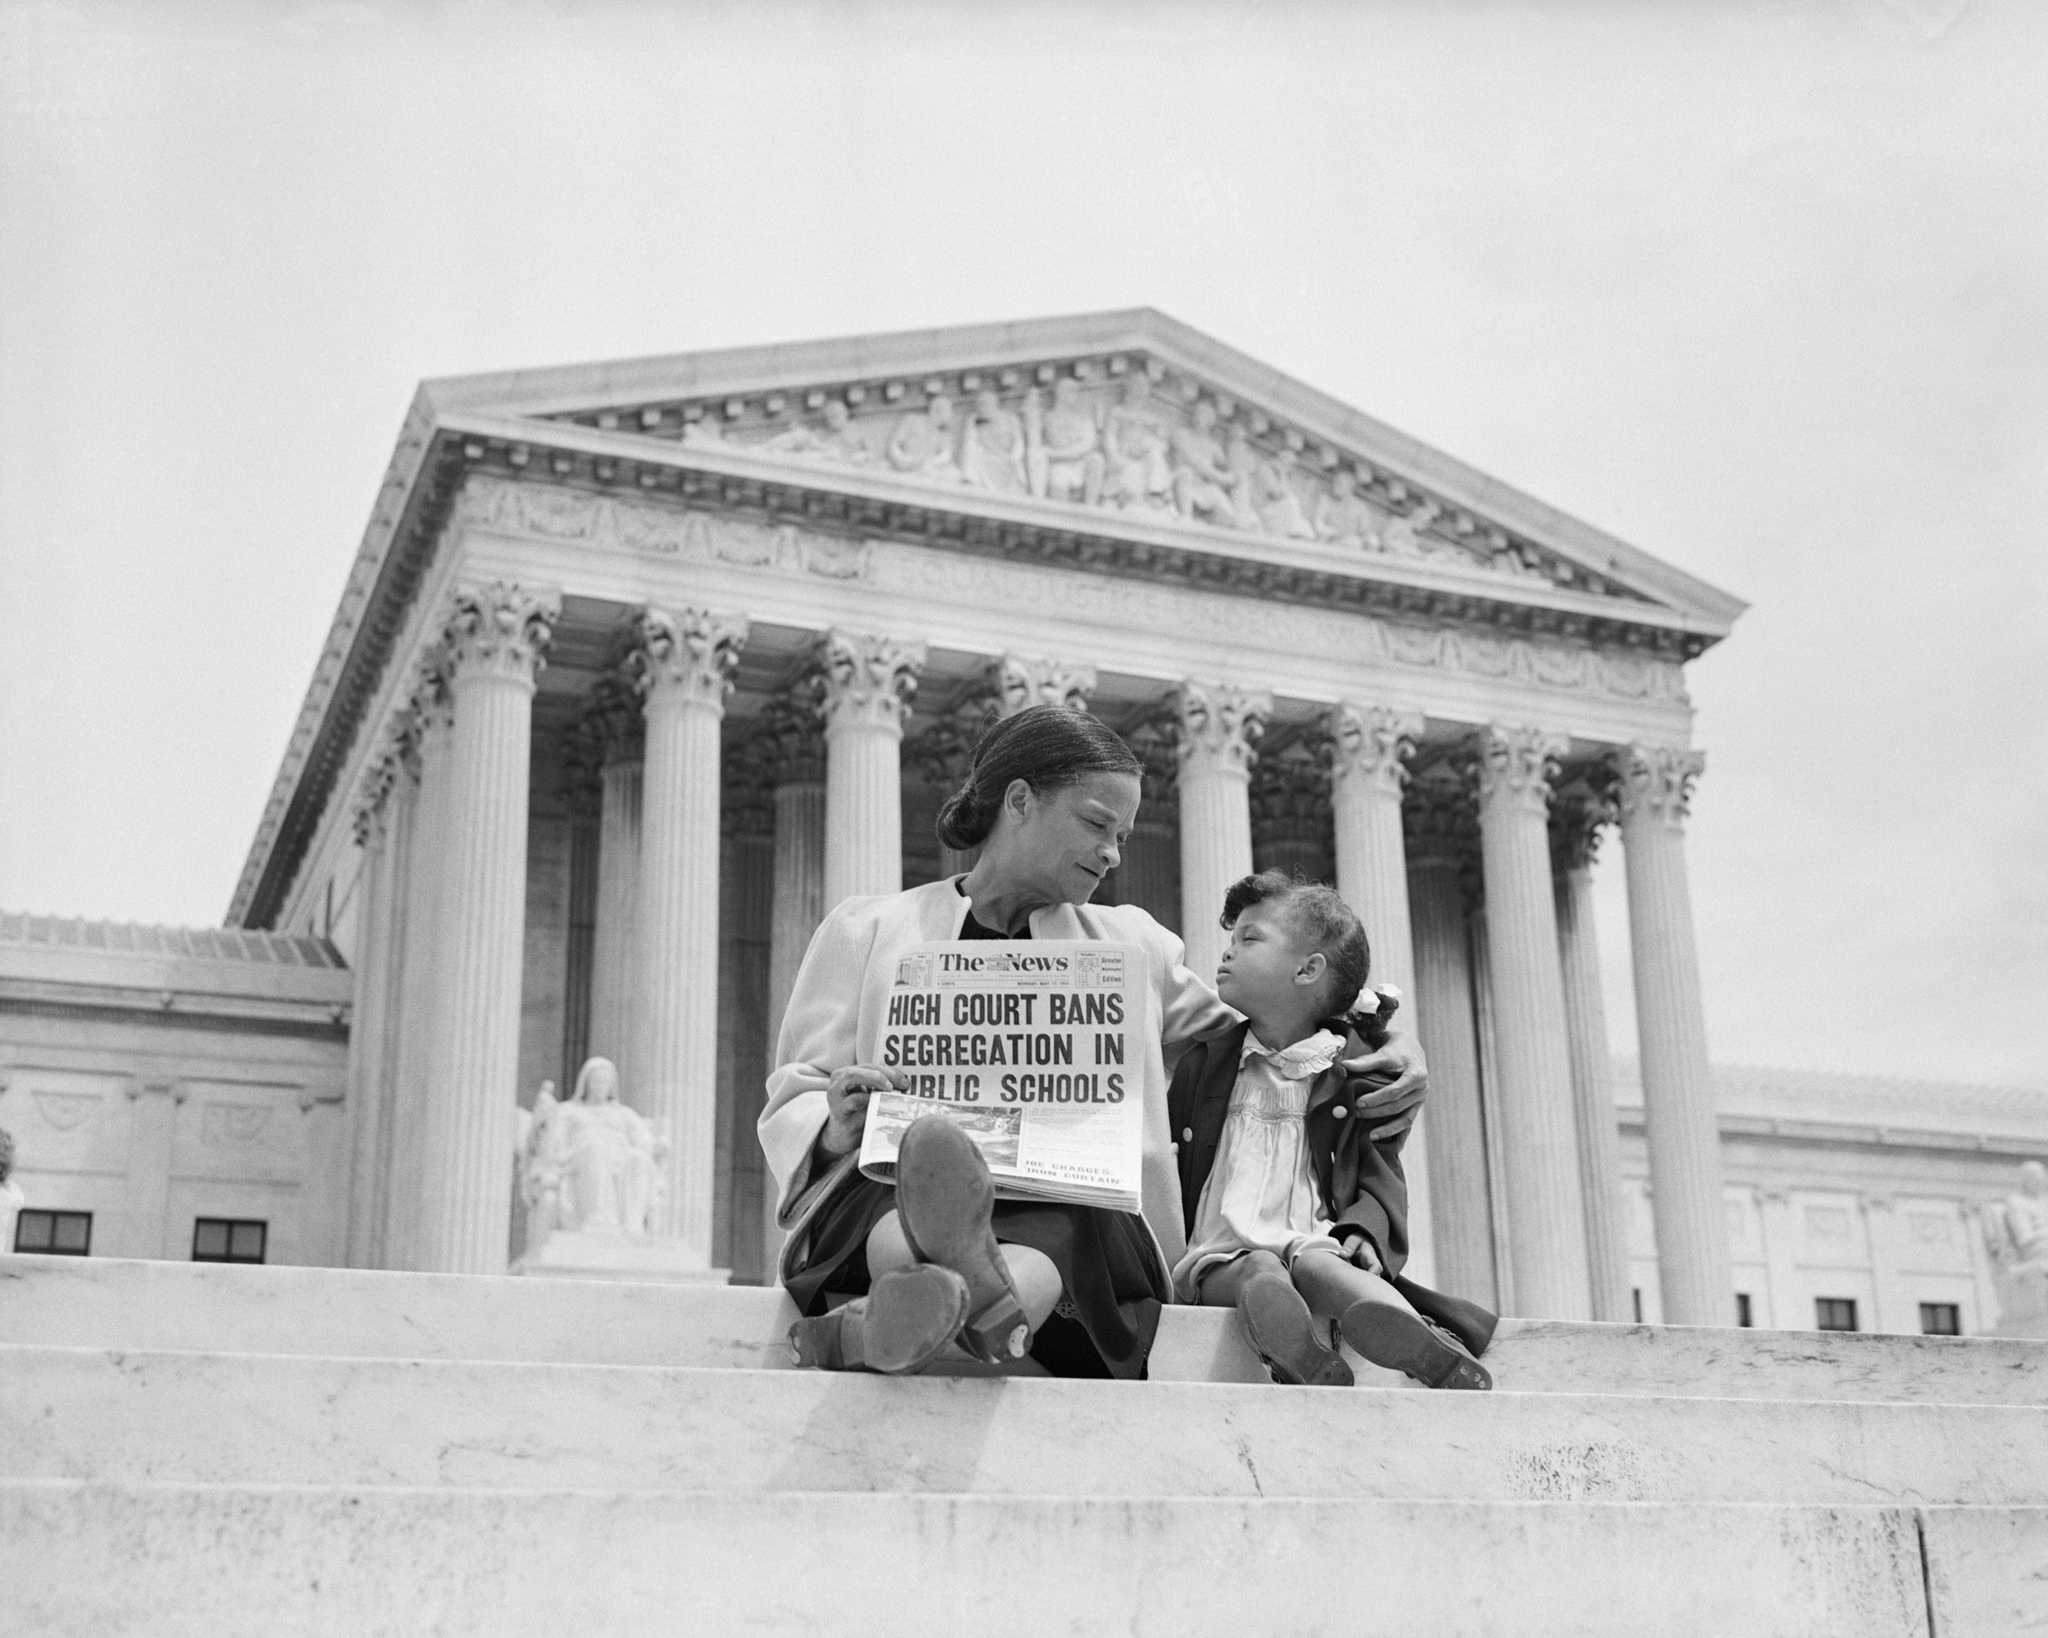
[{"x1": 1169, "y1": 871, "x2": 1496, "y2": 1389}]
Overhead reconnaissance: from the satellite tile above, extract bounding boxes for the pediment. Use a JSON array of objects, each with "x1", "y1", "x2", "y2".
[{"x1": 422, "y1": 310, "x2": 1744, "y2": 632}]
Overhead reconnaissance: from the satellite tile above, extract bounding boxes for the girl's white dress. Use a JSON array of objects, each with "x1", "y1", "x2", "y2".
[{"x1": 1171, "y1": 1027, "x2": 1346, "y2": 1300}]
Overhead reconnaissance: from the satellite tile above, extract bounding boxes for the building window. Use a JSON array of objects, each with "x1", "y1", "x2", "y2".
[
  {"x1": 1919, "y1": 1302, "x2": 1961, "y2": 1337},
  {"x1": 192, "y1": 1218, "x2": 267, "y2": 1265},
  {"x1": 14, "y1": 1209, "x2": 92, "y2": 1256},
  {"x1": 1815, "y1": 1297, "x2": 1859, "y2": 1332},
  {"x1": 1631, "y1": 1287, "x2": 1643, "y2": 1323},
  {"x1": 1735, "y1": 1293, "x2": 1754, "y2": 1328}
]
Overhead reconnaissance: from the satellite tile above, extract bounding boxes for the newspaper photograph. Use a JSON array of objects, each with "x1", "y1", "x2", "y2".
[{"x1": 859, "y1": 940, "x2": 1144, "y2": 1213}]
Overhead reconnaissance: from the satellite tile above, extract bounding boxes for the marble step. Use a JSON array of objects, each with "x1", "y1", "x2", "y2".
[
  {"x1": 6, "y1": 1342, "x2": 2046, "y2": 1507},
  {"x1": 9, "y1": 1481, "x2": 2031, "y2": 1638},
  {"x1": 6, "y1": 1253, "x2": 2045, "y2": 1402}
]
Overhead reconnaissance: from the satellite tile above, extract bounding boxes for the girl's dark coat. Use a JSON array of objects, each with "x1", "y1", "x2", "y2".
[{"x1": 1167, "y1": 1019, "x2": 1499, "y2": 1356}]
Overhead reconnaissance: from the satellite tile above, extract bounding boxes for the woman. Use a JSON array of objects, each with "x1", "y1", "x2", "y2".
[{"x1": 757, "y1": 704, "x2": 1428, "y2": 1378}]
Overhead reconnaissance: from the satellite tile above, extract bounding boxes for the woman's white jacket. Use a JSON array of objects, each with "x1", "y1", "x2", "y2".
[{"x1": 758, "y1": 877, "x2": 1232, "y2": 1285}]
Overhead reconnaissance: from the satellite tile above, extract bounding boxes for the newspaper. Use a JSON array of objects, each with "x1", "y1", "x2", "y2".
[{"x1": 858, "y1": 940, "x2": 1144, "y2": 1213}]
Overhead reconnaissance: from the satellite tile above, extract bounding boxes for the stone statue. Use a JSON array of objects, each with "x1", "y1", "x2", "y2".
[
  {"x1": 0, "y1": 1127, "x2": 21, "y2": 1254},
  {"x1": 762, "y1": 399, "x2": 869, "y2": 466},
  {"x1": 1314, "y1": 469, "x2": 1383, "y2": 550},
  {"x1": 1168, "y1": 401, "x2": 1246, "y2": 527},
  {"x1": 1382, "y1": 497, "x2": 1440, "y2": 558},
  {"x1": 1982, "y1": 1160, "x2": 2048, "y2": 1336},
  {"x1": 1251, "y1": 450, "x2": 1317, "y2": 540},
  {"x1": 886, "y1": 393, "x2": 960, "y2": 479},
  {"x1": 1102, "y1": 375, "x2": 1173, "y2": 513},
  {"x1": 1024, "y1": 379, "x2": 1105, "y2": 505},
  {"x1": 958, "y1": 389, "x2": 1028, "y2": 495},
  {"x1": 520, "y1": 1058, "x2": 667, "y2": 1242}
]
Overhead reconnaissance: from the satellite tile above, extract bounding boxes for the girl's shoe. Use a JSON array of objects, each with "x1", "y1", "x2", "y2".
[
  {"x1": 787, "y1": 1264, "x2": 971, "y2": 1374},
  {"x1": 1238, "y1": 1271, "x2": 1354, "y2": 1387},
  {"x1": 1340, "y1": 1298, "x2": 1492, "y2": 1390},
  {"x1": 894, "y1": 1116, "x2": 1033, "y2": 1364}
]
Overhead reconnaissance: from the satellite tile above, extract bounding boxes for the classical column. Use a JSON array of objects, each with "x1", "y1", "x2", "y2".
[
  {"x1": 1754, "y1": 1188, "x2": 1802, "y2": 1331},
  {"x1": 718, "y1": 749, "x2": 775, "y2": 1283},
  {"x1": 819, "y1": 630, "x2": 926, "y2": 909},
  {"x1": 1327, "y1": 704, "x2": 1430, "y2": 1281},
  {"x1": 1611, "y1": 742, "x2": 1732, "y2": 1326},
  {"x1": 1404, "y1": 759, "x2": 1496, "y2": 1308},
  {"x1": 1861, "y1": 1194, "x2": 1900, "y2": 1334},
  {"x1": 342, "y1": 747, "x2": 405, "y2": 1269},
  {"x1": 584, "y1": 672, "x2": 644, "y2": 1081},
  {"x1": 762, "y1": 687, "x2": 827, "y2": 1266},
  {"x1": 632, "y1": 605, "x2": 748, "y2": 1267},
  {"x1": 1473, "y1": 723, "x2": 1591, "y2": 1319},
  {"x1": 1118, "y1": 708, "x2": 1182, "y2": 928},
  {"x1": 414, "y1": 584, "x2": 556, "y2": 1274},
  {"x1": 1551, "y1": 776, "x2": 1633, "y2": 1322},
  {"x1": 1250, "y1": 735, "x2": 1332, "y2": 881},
  {"x1": 1174, "y1": 681, "x2": 1269, "y2": 980},
  {"x1": 383, "y1": 667, "x2": 452, "y2": 1271}
]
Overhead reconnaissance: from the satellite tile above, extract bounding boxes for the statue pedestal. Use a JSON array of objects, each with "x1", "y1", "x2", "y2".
[
  {"x1": 514, "y1": 1229, "x2": 729, "y2": 1285},
  {"x1": 1989, "y1": 1269, "x2": 2048, "y2": 1338}
]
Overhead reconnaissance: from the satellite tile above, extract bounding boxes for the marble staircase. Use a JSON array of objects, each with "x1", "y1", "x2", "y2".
[{"x1": 3, "y1": 1254, "x2": 2045, "y2": 1636}]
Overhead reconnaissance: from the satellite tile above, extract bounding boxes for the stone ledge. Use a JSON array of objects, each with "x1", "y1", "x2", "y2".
[
  {"x1": 6, "y1": 1342, "x2": 2046, "y2": 1507},
  {"x1": 5, "y1": 1255, "x2": 2044, "y2": 1404},
  {"x1": 0, "y1": 1483, "x2": 1947, "y2": 1638}
]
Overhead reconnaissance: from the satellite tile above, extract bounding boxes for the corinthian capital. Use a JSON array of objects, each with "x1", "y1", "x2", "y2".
[
  {"x1": 818, "y1": 629, "x2": 927, "y2": 733},
  {"x1": 993, "y1": 654, "x2": 1097, "y2": 718},
  {"x1": 1402, "y1": 755, "x2": 1477, "y2": 874},
  {"x1": 442, "y1": 583, "x2": 558, "y2": 686},
  {"x1": 1610, "y1": 742, "x2": 1705, "y2": 832},
  {"x1": 633, "y1": 606, "x2": 749, "y2": 708},
  {"x1": 1327, "y1": 703, "x2": 1422, "y2": 798},
  {"x1": 1175, "y1": 679, "x2": 1270, "y2": 779},
  {"x1": 1549, "y1": 768, "x2": 1619, "y2": 872},
  {"x1": 350, "y1": 744, "x2": 405, "y2": 848},
  {"x1": 1471, "y1": 723, "x2": 1567, "y2": 818},
  {"x1": 1249, "y1": 734, "x2": 1330, "y2": 842}
]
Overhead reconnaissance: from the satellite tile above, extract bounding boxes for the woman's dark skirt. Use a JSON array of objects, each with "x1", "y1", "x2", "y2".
[{"x1": 784, "y1": 1175, "x2": 1166, "y2": 1380}]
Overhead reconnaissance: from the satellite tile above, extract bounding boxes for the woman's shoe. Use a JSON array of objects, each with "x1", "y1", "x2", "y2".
[
  {"x1": 1339, "y1": 1298, "x2": 1493, "y2": 1390},
  {"x1": 894, "y1": 1116, "x2": 1033, "y2": 1364},
  {"x1": 787, "y1": 1264, "x2": 971, "y2": 1374}
]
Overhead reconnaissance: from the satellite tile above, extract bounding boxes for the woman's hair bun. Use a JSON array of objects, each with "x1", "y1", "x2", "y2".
[{"x1": 931, "y1": 703, "x2": 1141, "y2": 855}]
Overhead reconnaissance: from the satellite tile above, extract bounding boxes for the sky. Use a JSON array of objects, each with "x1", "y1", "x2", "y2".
[{"x1": 2, "y1": 0, "x2": 2043, "y2": 1086}]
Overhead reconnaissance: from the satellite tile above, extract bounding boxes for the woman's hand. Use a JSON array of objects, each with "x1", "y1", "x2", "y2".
[
  {"x1": 816, "y1": 1065, "x2": 908, "y2": 1159},
  {"x1": 1339, "y1": 1024, "x2": 1429, "y2": 1142}
]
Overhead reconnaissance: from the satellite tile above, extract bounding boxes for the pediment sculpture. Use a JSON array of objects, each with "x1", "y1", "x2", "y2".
[
  {"x1": 650, "y1": 361, "x2": 1596, "y2": 591},
  {"x1": 1980, "y1": 1159, "x2": 2048, "y2": 1337}
]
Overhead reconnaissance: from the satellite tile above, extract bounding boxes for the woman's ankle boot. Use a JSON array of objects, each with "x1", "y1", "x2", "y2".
[
  {"x1": 787, "y1": 1264, "x2": 971, "y2": 1374},
  {"x1": 894, "y1": 1116, "x2": 1032, "y2": 1364}
]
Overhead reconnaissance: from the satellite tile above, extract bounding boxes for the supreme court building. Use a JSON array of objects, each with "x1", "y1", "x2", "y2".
[
  {"x1": 218, "y1": 308, "x2": 1749, "y2": 1322},
  {"x1": 7, "y1": 311, "x2": 2029, "y2": 1332}
]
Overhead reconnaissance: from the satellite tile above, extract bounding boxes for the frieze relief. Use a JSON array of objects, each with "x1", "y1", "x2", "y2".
[
  {"x1": 457, "y1": 474, "x2": 1689, "y2": 710},
  {"x1": 458, "y1": 475, "x2": 872, "y2": 581},
  {"x1": 548, "y1": 356, "x2": 1640, "y2": 601}
]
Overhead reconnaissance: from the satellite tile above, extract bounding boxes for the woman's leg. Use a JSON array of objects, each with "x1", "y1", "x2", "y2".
[
  {"x1": 1293, "y1": 1248, "x2": 1490, "y2": 1390},
  {"x1": 871, "y1": 1206, "x2": 1062, "y2": 1339},
  {"x1": 1200, "y1": 1250, "x2": 1352, "y2": 1387}
]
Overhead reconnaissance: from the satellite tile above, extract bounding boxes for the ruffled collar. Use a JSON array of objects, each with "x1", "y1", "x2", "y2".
[{"x1": 1239, "y1": 1026, "x2": 1345, "y2": 1079}]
